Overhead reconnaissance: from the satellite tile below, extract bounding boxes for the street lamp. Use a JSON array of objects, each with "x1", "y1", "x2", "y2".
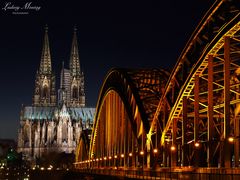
[
  {"x1": 194, "y1": 142, "x2": 200, "y2": 148},
  {"x1": 153, "y1": 148, "x2": 158, "y2": 154},
  {"x1": 228, "y1": 136, "x2": 234, "y2": 143},
  {"x1": 170, "y1": 145, "x2": 176, "y2": 152}
]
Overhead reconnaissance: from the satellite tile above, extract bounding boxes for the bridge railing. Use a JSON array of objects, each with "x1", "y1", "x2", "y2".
[{"x1": 74, "y1": 167, "x2": 240, "y2": 180}]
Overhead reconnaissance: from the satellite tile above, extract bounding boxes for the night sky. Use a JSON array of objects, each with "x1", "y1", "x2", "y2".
[{"x1": 0, "y1": 0, "x2": 214, "y2": 140}]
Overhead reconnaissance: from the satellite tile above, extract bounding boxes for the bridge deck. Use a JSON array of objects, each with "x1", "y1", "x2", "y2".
[{"x1": 74, "y1": 167, "x2": 240, "y2": 180}]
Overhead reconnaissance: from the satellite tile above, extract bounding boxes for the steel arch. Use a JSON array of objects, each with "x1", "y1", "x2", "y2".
[
  {"x1": 75, "y1": 0, "x2": 240, "y2": 170},
  {"x1": 87, "y1": 68, "x2": 169, "y2": 167},
  {"x1": 149, "y1": 0, "x2": 240, "y2": 168}
]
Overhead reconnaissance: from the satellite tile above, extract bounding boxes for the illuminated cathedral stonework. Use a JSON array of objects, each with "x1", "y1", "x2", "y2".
[{"x1": 17, "y1": 27, "x2": 95, "y2": 161}]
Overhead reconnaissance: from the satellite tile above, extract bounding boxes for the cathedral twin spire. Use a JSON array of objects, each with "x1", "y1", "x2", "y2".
[
  {"x1": 70, "y1": 27, "x2": 81, "y2": 76},
  {"x1": 33, "y1": 26, "x2": 84, "y2": 107},
  {"x1": 39, "y1": 26, "x2": 52, "y2": 75}
]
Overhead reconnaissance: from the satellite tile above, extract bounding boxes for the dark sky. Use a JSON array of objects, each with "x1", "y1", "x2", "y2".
[{"x1": 0, "y1": 0, "x2": 214, "y2": 140}]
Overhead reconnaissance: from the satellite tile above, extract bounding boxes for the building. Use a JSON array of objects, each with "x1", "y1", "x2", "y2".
[{"x1": 17, "y1": 27, "x2": 95, "y2": 162}]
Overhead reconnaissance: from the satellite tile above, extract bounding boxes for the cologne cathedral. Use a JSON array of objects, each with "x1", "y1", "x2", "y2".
[{"x1": 17, "y1": 27, "x2": 95, "y2": 161}]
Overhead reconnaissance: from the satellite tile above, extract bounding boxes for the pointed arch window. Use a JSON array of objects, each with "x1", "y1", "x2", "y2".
[
  {"x1": 72, "y1": 86, "x2": 78, "y2": 99},
  {"x1": 43, "y1": 85, "x2": 48, "y2": 99}
]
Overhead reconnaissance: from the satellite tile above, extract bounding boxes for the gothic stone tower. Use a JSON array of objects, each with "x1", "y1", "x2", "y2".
[
  {"x1": 69, "y1": 28, "x2": 85, "y2": 107},
  {"x1": 33, "y1": 26, "x2": 56, "y2": 106},
  {"x1": 17, "y1": 27, "x2": 94, "y2": 163}
]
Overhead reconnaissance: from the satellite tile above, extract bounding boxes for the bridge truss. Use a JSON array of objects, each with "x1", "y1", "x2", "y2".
[{"x1": 75, "y1": 0, "x2": 240, "y2": 170}]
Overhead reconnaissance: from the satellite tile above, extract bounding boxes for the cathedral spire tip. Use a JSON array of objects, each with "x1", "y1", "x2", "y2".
[
  {"x1": 45, "y1": 24, "x2": 48, "y2": 32},
  {"x1": 74, "y1": 25, "x2": 77, "y2": 32}
]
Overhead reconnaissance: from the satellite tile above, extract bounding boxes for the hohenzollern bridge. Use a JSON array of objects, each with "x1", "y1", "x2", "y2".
[{"x1": 74, "y1": 0, "x2": 240, "y2": 178}]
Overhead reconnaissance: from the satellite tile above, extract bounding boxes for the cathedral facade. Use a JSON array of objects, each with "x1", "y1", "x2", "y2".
[{"x1": 17, "y1": 27, "x2": 95, "y2": 161}]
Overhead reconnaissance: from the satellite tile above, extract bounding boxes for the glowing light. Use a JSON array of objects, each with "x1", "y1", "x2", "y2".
[
  {"x1": 100, "y1": 158, "x2": 102, "y2": 161},
  {"x1": 121, "y1": 154, "x2": 124, "y2": 158},
  {"x1": 109, "y1": 156, "x2": 112, "y2": 160},
  {"x1": 104, "y1": 157, "x2": 107, "y2": 160},
  {"x1": 114, "y1": 155, "x2": 117, "y2": 159},
  {"x1": 140, "y1": 150, "x2": 144, "y2": 155},
  {"x1": 129, "y1": 153, "x2": 132, "y2": 157},
  {"x1": 40, "y1": 167, "x2": 44, "y2": 170},
  {"x1": 194, "y1": 142, "x2": 200, "y2": 148},
  {"x1": 170, "y1": 145, "x2": 176, "y2": 151},
  {"x1": 228, "y1": 137, "x2": 234, "y2": 143},
  {"x1": 153, "y1": 149, "x2": 158, "y2": 154},
  {"x1": 96, "y1": 158, "x2": 99, "y2": 161}
]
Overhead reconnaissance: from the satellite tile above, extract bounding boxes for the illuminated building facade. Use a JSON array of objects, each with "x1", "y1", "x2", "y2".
[{"x1": 17, "y1": 27, "x2": 95, "y2": 161}]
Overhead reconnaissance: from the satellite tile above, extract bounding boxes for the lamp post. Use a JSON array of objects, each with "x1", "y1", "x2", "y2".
[
  {"x1": 114, "y1": 155, "x2": 118, "y2": 169},
  {"x1": 170, "y1": 144, "x2": 176, "y2": 178},
  {"x1": 140, "y1": 150, "x2": 144, "y2": 178}
]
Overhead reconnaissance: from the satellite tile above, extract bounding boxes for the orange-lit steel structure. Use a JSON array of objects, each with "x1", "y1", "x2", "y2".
[{"x1": 75, "y1": 0, "x2": 240, "y2": 170}]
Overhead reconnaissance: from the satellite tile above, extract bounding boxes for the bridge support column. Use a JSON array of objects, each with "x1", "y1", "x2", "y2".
[
  {"x1": 163, "y1": 104, "x2": 168, "y2": 167},
  {"x1": 223, "y1": 36, "x2": 231, "y2": 168},
  {"x1": 234, "y1": 116, "x2": 239, "y2": 167},
  {"x1": 163, "y1": 142, "x2": 167, "y2": 167},
  {"x1": 194, "y1": 75, "x2": 199, "y2": 167},
  {"x1": 182, "y1": 96, "x2": 188, "y2": 166},
  {"x1": 147, "y1": 135, "x2": 151, "y2": 168},
  {"x1": 171, "y1": 118, "x2": 177, "y2": 167},
  {"x1": 208, "y1": 55, "x2": 214, "y2": 167}
]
